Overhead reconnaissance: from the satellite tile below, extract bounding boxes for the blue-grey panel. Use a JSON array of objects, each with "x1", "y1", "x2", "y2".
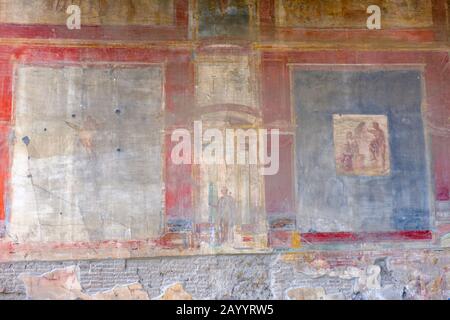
[{"x1": 293, "y1": 70, "x2": 429, "y2": 232}]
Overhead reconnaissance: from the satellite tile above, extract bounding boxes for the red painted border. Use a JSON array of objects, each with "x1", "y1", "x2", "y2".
[
  {"x1": 0, "y1": 125, "x2": 9, "y2": 222},
  {"x1": 269, "y1": 230, "x2": 432, "y2": 248},
  {"x1": 301, "y1": 230, "x2": 433, "y2": 243}
]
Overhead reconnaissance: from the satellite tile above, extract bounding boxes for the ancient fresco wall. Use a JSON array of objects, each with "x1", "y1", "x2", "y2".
[
  {"x1": 0, "y1": 0, "x2": 448, "y2": 299},
  {"x1": 0, "y1": 0, "x2": 174, "y2": 26}
]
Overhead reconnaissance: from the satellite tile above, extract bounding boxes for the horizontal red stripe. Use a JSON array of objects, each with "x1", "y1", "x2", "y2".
[{"x1": 301, "y1": 230, "x2": 432, "y2": 243}]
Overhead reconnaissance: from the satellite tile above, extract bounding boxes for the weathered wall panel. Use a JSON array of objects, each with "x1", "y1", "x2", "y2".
[
  {"x1": 0, "y1": 0, "x2": 175, "y2": 26},
  {"x1": 275, "y1": 0, "x2": 434, "y2": 28},
  {"x1": 294, "y1": 70, "x2": 430, "y2": 233},
  {"x1": 0, "y1": 0, "x2": 448, "y2": 300},
  {"x1": 10, "y1": 65, "x2": 164, "y2": 243}
]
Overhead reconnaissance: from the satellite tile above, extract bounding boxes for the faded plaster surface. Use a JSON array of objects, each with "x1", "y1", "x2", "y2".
[
  {"x1": 9, "y1": 65, "x2": 164, "y2": 243},
  {"x1": 0, "y1": 0, "x2": 448, "y2": 302},
  {"x1": 195, "y1": 56, "x2": 258, "y2": 108},
  {"x1": 0, "y1": 0, "x2": 174, "y2": 26},
  {"x1": 0, "y1": 249, "x2": 448, "y2": 300},
  {"x1": 275, "y1": 0, "x2": 434, "y2": 28}
]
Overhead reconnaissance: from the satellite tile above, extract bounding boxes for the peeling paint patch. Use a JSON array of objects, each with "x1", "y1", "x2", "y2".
[
  {"x1": 90, "y1": 283, "x2": 149, "y2": 300},
  {"x1": 19, "y1": 265, "x2": 148, "y2": 300},
  {"x1": 19, "y1": 266, "x2": 89, "y2": 300},
  {"x1": 286, "y1": 287, "x2": 326, "y2": 300},
  {"x1": 280, "y1": 254, "x2": 382, "y2": 293},
  {"x1": 286, "y1": 287, "x2": 345, "y2": 300},
  {"x1": 156, "y1": 283, "x2": 193, "y2": 300}
]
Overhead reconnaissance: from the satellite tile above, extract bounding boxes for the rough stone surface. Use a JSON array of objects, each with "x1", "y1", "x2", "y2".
[
  {"x1": 157, "y1": 283, "x2": 193, "y2": 300},
  {"x1": 0, "y1": 249, "x2": 448, "y2": 300}
]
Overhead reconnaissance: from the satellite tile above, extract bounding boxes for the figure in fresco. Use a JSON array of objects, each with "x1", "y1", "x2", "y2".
[
  {"x1": 353, "y1": 121, "x2": 368, "y2": 170},
  {"x1": 65, "y1": 115, "x2": 98, "y2": 158},
  {"x1": 218, "y1": 0, "x2": 232, "y2": 14},
  {"x1": 216, "y1": 186, "x2": 237, "y2": 245},
  {"x1": 354, "y1": 121, "x2": 367, "y2": 141},
  {"x1": 333, "y1": 115, "x2": 390, "y2": 176},
  {"x1": 341, "y1": 131, "x2": 359, "y2": 172},
  {"x1": 368, "y1": 121, "x2": 387, "y2": 170}
]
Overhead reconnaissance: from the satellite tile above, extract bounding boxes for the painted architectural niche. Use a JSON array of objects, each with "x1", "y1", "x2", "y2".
[{"x1": 191, "y1": 55, "x2": 267, "y2": 251}]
